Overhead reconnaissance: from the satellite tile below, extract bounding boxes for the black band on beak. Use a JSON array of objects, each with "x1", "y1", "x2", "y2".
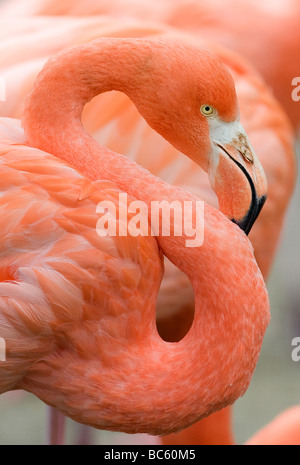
[{"x1": 228, "y1": 154, "x2": 267, "y2": 235}]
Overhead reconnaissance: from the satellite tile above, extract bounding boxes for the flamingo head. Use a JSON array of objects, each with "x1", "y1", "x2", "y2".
[{"x1": 131, "y1": 40, "x2": 267, "y2": 235}]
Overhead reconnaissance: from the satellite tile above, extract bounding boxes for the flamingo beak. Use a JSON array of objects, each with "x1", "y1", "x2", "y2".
[
  {"x1": 210, "y1": 124, "x2": 268, "y2": 235},
  {"x1": 215, "y1": 141, "x2": 267, "y2": 235}
]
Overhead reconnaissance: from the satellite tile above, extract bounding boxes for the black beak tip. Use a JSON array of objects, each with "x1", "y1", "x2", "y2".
[{"x1": 232, "y1": 195, "x2": 267, "y2": 236}]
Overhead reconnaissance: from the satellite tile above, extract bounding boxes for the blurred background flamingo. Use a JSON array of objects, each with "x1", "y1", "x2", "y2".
[
  {"x1": 1, "y1": 0, "x2": 299, "y2": 131},
  {"x1": 0, "y1": 2, "x2": 299, "y2": 445}
]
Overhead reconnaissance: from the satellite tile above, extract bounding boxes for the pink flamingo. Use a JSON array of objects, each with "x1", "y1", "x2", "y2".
[
  {"x1": 0, "y1": 38, "x2": 269, "y2": 436},
  {"x1": 0, "y1": 16, "x2": 297, "y2": 445}
]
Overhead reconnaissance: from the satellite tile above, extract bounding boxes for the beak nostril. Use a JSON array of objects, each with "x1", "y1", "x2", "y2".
[{"x1": 238, "y1": 148, "x2": 254, "y2": 165}]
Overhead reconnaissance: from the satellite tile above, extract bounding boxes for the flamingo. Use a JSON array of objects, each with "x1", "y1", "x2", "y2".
[
  {"x1": 2, "y1": 0, "x2": 298, "y2": 131},
  {"x1": 0, "y1": 37, "x2": 270, "y2": 436},
  {"x1": 0, "y1": 16, "x2": 296, "y2": 444}
]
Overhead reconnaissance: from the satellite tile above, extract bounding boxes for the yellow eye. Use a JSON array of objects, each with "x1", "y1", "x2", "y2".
[{"x1": 200, "y1": 105, "x2": 215, "y2": 116}]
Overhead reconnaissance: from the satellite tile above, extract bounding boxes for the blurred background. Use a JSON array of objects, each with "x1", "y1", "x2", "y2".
[{"x1": 0, "y1": 0, "x2": 299, "y2": 445}]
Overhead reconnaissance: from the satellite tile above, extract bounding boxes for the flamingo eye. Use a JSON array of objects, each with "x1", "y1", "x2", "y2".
[{"x1": 200, "y1": 105, "x2": 215, "y2": 116}]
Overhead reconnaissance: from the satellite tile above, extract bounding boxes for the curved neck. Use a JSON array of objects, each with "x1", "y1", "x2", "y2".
[
  {"x1": 24, "y1": 39, "x2": 176, "y2": 191},
  {"x1": 23, "y1": 38, "x2": 269, "y2": 433}
]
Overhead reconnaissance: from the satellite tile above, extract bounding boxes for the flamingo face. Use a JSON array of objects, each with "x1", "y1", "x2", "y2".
[{"x1": 126, "y1": 40, "x2": 268, "y2": 235}]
